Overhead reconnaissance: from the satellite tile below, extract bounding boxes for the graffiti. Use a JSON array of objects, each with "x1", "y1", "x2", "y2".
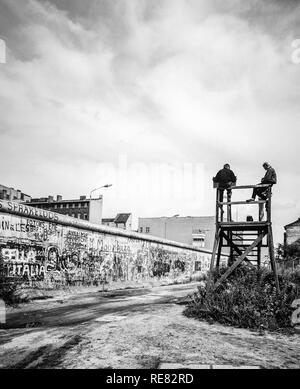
[
  {"x1": 1, "y1": 243, "x2": 46, "y2": 280},
  {"x1": 6, "y1": 263, "x2": 46, "y2": 278},
  {"x1": 1, "y1": 244, "x2": 45, "y2": 263},
  {"x1": 97, "y1": 238, "x2": 131, "y2": 254},
  {"x1": 0, "y1": 299, "x2": 5, "y2": 324},
  {"x1": 195, "y1": 261, "x2": 202, "y2": 271},
  {"x1": 0, "y1": 212, "x2": 218, "y2": 291},
  {"x1": 150, "y1": 247, "x2": 171, "y2": 277},
  {"x1": 174, "y1": 259, "x2": 185, "y2": 272},
  {"x1": 291, "y1": 299, "x2": 300, "y2": 326},
  {"x1": 7, "y1": 201, "x2": 59, "y2": 222},
  {"x1": 65, "y1": 231, "x2": 88, "y2": 251},
  {"x1": 0, "y1": 217, "x2": 62, "y2": 242}
]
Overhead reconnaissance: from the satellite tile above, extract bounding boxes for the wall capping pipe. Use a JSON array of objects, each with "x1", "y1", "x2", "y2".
[{"x1": 0, "y1": 200, "x2": 228, "y2": 256}]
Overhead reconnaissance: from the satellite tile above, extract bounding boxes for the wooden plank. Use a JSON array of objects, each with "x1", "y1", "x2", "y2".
[
  {"x1": 216, "y1": 231, "x2": 223, "y2": 269},
  {"x1": 268, "y1": 224, "x2": 280, "y2": 292},
  {"x1": 219, "y1": 222, "x2": 269, "y2": 227},
  {"x1": 219, "y1": 201, "x2": 266, "y2": 206},
  {"x1": 257, "y1": 244, "x2": 261, "y2": 269},
  {"x1": 207, "y1": 228, "x2": 221, "y2": 289},
  {"x1": 213, "y1": 233, "x2": 265, "y2": 290},
  {"x1": 221, "y1": 232, "x2": 255, "y2": 266},
  {"x1": 230, "y1": 185, "x2": 270, "y2": 190},
  {"x1": 222, "y1": 243, "x2": 268, "y2": 248},
  {"x1": 216, "y1": 189, "x2": 220, "y2": 225}
]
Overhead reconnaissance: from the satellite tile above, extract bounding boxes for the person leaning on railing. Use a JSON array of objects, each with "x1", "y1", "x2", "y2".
[{"x1": 247, "y1": 162, "x2": 277, "y2": 202}]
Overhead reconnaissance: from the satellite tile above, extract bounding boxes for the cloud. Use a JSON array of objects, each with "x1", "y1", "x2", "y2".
[{"x1": 0, "y1": 0, "x2": 299, "y2": 242}]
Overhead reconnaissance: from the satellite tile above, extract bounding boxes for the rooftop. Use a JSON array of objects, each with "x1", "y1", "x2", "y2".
[
  {"x1": 114, "y1": 213, "x2": 131, "y2": 224},
  {"x1": 285, "y1": 218, "x2": 300, "y2": 229}
]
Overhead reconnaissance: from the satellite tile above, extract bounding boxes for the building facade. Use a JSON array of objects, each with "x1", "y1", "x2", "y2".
[
  {"x1": 138, "y1": 216, "x2": 215, "y2": 251},
  {"x1": 26, "y1": 195, "x2": 103, "y2": 224},
  {"x1": 284, "y1": 218, "x2": 300, "y2": 246},
  {"x1": 0, "y1": 184, "x2": 31, "y2": 203},
  {"x1": 102, "y1": 213, "x2": 132, "y2": 230}
]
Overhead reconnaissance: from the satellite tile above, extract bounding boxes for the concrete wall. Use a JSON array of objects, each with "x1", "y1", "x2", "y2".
[{"x1": 0, "y1": 200, "x2": 225, "y2": 292}]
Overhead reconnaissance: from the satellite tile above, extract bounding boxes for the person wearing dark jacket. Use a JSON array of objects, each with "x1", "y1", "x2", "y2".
[
  {"x1": 247, "y1": 162, "x2": 277, "y2": 202},
  {"x1": 213, "y1": 164, "x2": 237, "y2": 202}
]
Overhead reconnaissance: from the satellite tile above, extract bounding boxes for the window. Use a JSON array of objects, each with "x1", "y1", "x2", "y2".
[
  {"x1": 84, "y1": 214, "x2": 88, "y2": 220},
  {"x1": 146, "y1": 227, "x2": 150, "y2": 233},
  {"x1": 139, "y1": 227, "x2": 143, "y2": 233},
  {"x1": 66, "y1": 204, "x2": 69, "y2": 209}
]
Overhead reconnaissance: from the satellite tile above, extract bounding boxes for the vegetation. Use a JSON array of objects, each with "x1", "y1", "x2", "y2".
[
  {"x1": 277, "y1": 239, "x2": 300, "y2": 260},
  {"x1": 184, "y1": 265, "x2": 300, "y2": 332}
]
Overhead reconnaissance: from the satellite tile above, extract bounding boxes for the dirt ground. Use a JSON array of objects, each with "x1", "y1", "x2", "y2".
[{"x1": 0, "y1": 282, "x2": 299, "y2": 369}]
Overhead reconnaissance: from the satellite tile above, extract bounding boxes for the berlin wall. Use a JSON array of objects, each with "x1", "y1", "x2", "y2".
[{"x1": 0, "y1": 200, "x2": 226, "y2": 292}]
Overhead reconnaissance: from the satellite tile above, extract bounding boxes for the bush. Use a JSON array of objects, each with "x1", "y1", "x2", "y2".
[
  {"x1": 278, "y1": 239, "x2": 300, "y2": 260},
  {"x1": 184, "y1": 265, "x2": 300, "y2": 331}
]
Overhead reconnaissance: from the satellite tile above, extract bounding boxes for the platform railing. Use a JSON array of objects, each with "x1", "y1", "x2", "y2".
[{"x1": 215, "y1": 184, "x2": 272, "y2": 224}]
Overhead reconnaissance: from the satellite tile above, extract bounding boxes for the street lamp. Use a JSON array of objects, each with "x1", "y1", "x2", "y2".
[{"x1": 90, "y1": 184, "x2": 113, "y2": 199}]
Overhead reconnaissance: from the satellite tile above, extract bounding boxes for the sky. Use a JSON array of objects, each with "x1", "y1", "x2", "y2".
[{"x1": 0, "y1": 0, "x2": 299, "y2": 244}]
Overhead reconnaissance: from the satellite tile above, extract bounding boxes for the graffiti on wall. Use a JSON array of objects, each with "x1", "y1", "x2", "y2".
[{"x1": 0, "y1": 213, "x2": 216, "y2": 289}]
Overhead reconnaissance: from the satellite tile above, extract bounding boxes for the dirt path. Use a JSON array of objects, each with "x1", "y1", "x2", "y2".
[{"x1": 0, "y1": 283, "x2": 299, "y2": 369}]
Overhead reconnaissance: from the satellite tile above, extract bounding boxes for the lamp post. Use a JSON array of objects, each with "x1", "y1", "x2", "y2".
[
  {"x1": 164, "y1": 214, "x2": 180, "y2": 239},
  {"x1": 89, "y1": 184, "x2": 113, "y2": 199}
]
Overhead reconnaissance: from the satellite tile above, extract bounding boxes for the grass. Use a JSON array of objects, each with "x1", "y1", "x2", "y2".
[{"x1": 184, "y1": 265, "x2": 300, "y2": 332}]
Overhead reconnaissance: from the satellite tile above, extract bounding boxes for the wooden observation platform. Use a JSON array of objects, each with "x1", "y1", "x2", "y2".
[{"x1": 208, "y1": 185, "x2": 280, "y2": 291}]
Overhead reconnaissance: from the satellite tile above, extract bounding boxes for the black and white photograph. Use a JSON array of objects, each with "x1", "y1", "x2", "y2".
[{"x1": 0, "y1": 0, "x2": 300, "y2": 375}]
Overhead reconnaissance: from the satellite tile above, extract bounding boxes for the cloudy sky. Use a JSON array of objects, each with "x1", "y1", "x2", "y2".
[{"x1": 0, "y1": 0, "x2": 299, "y2": 243}]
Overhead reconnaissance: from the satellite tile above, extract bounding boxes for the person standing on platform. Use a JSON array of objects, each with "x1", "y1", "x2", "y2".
[{"x1": 213, "y1": 164, "x2": 237, "y2": 203}]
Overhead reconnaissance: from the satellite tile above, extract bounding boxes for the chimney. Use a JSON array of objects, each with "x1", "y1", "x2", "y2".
[
  {"x1": 57, "y1": 195, "x2": 63, "y2": 202},
  {"x1": 80, "y1": 195, "x2": 86, "y2": 200},
  {"x1": 48, "y1": 196, "x2": 54, "y2": 202}
]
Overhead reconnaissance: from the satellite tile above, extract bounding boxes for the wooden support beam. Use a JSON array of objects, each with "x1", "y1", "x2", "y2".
[
  {"x1": 257, "y1": 245, "x2": 261, "y2": 270},
  {"x1": 230, "y1": 185, "x2": 270, "y2": 190},
  {"x1": 216, "y1": 231, "x2": 224, "y2": 270},
  {"x1": 219, "y1": 221, "x2": 269, "y2": 228},
  {"x1": 207, "y1": 228, "x2": 221, "y2": 289},
  {"x1": 222, "y1": 231, "x2": 255, "y2": 267},
  {"x1": 212, "y1": 233, "x2": 265, "y2": 291},
  {"x1": 268, "y1": 224, "x2": 280, "y2": 292},
  {"x1": 219, "y1": 201, "x2": 266, "y2": 206}
]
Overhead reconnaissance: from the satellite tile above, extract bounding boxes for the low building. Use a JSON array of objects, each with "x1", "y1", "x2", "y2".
[
  {"x1": 0, "y1": 184, "x2": 31, "y2": 202},
  {"x1": 138, "y1": 216, "x2": 215, "y2": 251},
  {"x1": 26, "y1": 195, "x2": 103, "y2": 224},
  {"x1": 102, "y1": 213, "x2": 132, "y2": 231},
  {"x1": 284, "y1": 218, "x2": 300, "y2": 246}
]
